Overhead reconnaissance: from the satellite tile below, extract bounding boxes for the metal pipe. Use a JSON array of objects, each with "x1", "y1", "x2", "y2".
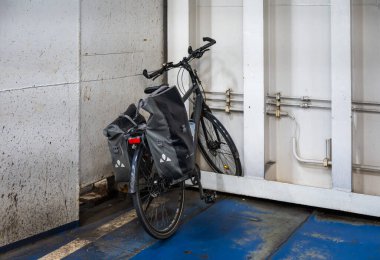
[
  {"x1": 352, "y1": 107, "x2": 380, "y2": 114},
  {"x1": 326, "y1": 139, "x2": 332, "y2": 161},
  {"x1": 206, "y1": 98, "x2": 244, "y2": 103},
  {"x1": 267, "y1": 101, "x2": 380, "y2": 114},
  {"x1": 267, "y1": 94, "x2": 380, "y2": 172},
  {"x1": 266, "y1": 110, "x2": 290, "y2": 117},
  {"x1": 266, "y1": 93, "x2": 380, "y2": 173},
  {"x1": 353, "y1": 164, "x2": 380, "y2": 173},
  {"x1": 267, "y1": 93, "x2": 380, "y2": 107},
  {"x1": 352, "y1": 100, "x2": 380, "y2": 106},
  {"x1": 293, "y1": 137, "x2": 380, "y2": 173},
  {"x1": 209, "y1": 99, "x2": 380, "y2": 113},
  {"x1": 266, "y1": 101, "x2": 331, "y2": 110},
  {"x1": 292, "y1": 138, "x2": 331, "y2": 166},
  {"x1": 204, "y1": 91, "x2": 243, "y2": 96},
  {"x1": 208, "y1": 106, "x2": 243, "y2": 112},
  {"x1": 266, "y1": 94, "x2": 331, "y2": 103}
]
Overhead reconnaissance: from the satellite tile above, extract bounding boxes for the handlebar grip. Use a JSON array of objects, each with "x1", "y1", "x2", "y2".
[
  {"x1": 143, "y1": 66, "x2": 167, "y2": 80},
  {"x1": 203, "y1": 37, "x2": 216, "y2": 44},
  {"x1": 143, "y1": 69, "x2": 150, "y2": 79},
  {"x1": 198, "y1": 37, "x2": 216, "y2": 52}
]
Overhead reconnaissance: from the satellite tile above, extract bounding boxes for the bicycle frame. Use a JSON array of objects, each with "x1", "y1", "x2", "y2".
[
  {"x1": 180, "y1": 62, "x2": 206, "y2": 159},
  {"x1": 176, "y1": 63, "x2": 215, "y2": 199},
  {"x1": 121, "y1": 38, "x2": 240, "y2": 239},
  {"x1": 128, "y1": 66, "x2": 208, "y2": 195},
  {"x1": 129, "y1": 38, "x2": 218, "y2": 197}
]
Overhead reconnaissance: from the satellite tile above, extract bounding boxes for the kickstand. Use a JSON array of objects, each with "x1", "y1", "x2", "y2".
[
  {"x1": 203, "y1": 189, "x2": 217, "y2": 204},
  {"x1": 198, "y1": 173, "x2": 216, "y2": 204},
  {"x1": 192, "y1": 164, "x2": 217, "y2": 204}
]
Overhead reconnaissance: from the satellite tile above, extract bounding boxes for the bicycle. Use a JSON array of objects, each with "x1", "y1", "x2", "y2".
[{"x1": 123, "y1": 37, "x2": 242, "y2": 239}]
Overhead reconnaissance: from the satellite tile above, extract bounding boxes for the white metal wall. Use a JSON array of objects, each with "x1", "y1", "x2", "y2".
[
  {"x1": 194, "y1": 0, "x2": 245, "y2": 170},
  {"x1": 266, "y1": 0, "x2": 332, "y2": 187},
  {"x1": 352, "y1": 0, "x2": 380, "y2": 195},
  {"x1": 168, "y1": 0, "x2": 380, "y2": 217}
]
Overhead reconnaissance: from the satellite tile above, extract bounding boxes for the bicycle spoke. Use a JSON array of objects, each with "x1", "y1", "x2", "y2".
[
  {"x1": 135, "y1": 146, "x2": 185, "y2": 235},
  {"x1": 144, "y1": 196, "x2": 154, "y2": 212},
  {"x1": 197, "y1": 113, "x2": 241, "y2": 176}
]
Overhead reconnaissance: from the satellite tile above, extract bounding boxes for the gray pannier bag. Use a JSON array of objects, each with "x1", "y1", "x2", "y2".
[
  {"x1": 103, "y1": 104, "x2": 145, "y2": 184},
  {"x1": 142, "y1": 85, "x2": 195, "y2": 182}
]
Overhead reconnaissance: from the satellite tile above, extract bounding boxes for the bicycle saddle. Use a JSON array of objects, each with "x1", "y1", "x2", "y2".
[{"x1": 144, "y1": 84, "x2": 168, "y2": 94}]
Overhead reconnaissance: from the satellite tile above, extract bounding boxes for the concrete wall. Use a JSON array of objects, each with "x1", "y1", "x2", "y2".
[
  {"x1": 0, "y1": 1, "x2": 80, "y2": 247},
  {"x1": 0, "y1": 0, "x2": 165, "y2": 247},
  {"x1": 79, "y1": 0, "x2": 165, "y2": 187}
]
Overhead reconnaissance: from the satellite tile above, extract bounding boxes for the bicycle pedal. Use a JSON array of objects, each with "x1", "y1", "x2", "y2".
[{"x1": 203, "y1": 192, "x2": 217, "y2": 204}]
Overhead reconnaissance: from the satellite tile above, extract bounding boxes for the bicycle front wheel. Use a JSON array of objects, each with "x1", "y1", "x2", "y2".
[
  {"x1": 198, "y1": 111, "x2": 242, "y2": 176},
  {"x1": 132, "y1": 144, "x2": 185, "y2": 239}
]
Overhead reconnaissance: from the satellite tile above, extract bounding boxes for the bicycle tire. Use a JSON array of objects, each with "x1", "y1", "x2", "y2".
[
  {"x1": 198, "y1": 111, "x2": 242, "y2": 176},
  {"x1": 132, "y1": 143, "x2": 185, "y2": 239}
]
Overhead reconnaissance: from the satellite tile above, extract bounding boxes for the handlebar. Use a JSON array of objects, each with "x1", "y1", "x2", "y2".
[
  {"x1": 143, "y1": 66, "x2": 166, "y2": 79},
  {"x1": 199, "y1": 37, "x2": 216, "y2": 52},
  {"x1": 143, "y1": 37, "x2": 216, "y2": 80}
]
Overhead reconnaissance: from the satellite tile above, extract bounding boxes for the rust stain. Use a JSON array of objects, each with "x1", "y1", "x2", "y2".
[
  {"x1": 33, "y1": 102, "x2": 46, "y2": 113},
  {"x1": 83, "y1": 85, "x2": 91, "y2": 102},
  {"x1": 1, "y1": 192, "x2": 20, "y2": 245},
  {"x1": 315, "y1": 212, "x2": 380, "y2": 226},
  {"x1": 6, "y1": 192, "x2": 18, "y2": 208}
]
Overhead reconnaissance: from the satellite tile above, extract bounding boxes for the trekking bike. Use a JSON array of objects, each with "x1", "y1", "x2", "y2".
[{"x1": 128, "y1": 37, "x2": 242, "y2": 239}]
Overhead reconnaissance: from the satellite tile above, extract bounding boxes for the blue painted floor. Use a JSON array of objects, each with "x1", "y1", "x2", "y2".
[
  {"x1": 271, "y1": 212, "x2": 380, "y2": 260},
  {"x1": 131, "y1": 199, "x2": 309, "y2": 260},
  {"x1": 2, "y1": 190, "x2": 380, "y2": 260},
  {"x1": 132, "y1": 200, "x2": 269, "y2": 260}
]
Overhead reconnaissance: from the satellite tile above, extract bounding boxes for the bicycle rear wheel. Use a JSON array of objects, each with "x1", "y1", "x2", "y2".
[
  {"x1": 132, "y1": 144, "x2": 185, "y2": 239},
  {"x1": 198, "y1": 111, "x2": 242, "y2": 176}
]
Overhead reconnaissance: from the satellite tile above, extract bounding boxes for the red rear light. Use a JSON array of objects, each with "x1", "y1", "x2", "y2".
[{"x1": 128, "y1": 136, "x2": 141, "y2": 144}]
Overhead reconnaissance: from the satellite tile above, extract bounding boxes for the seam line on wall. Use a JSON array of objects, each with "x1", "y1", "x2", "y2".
[
  {"x1": 77, "y1": 0, "x2": 82, "y2": 221},
  {"x1": 83, "y1": 51, "x2": 141, "y2": 56},
  {"x1": 0, "y1": 74, "x2": 142, "y2": 93}
]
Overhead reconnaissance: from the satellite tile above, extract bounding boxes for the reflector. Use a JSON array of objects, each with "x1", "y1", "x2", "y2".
[{"x1": 128, "y1": 137, "x2": 141, "y2": 144}]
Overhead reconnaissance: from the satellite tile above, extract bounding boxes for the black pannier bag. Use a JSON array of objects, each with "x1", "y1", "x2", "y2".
[
  {"x1": 142, "y1": 85, "x2": 195, "y2": 181},
  {"x1": 103, "y1": 103, "x2": 145, "y2": 183}
]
